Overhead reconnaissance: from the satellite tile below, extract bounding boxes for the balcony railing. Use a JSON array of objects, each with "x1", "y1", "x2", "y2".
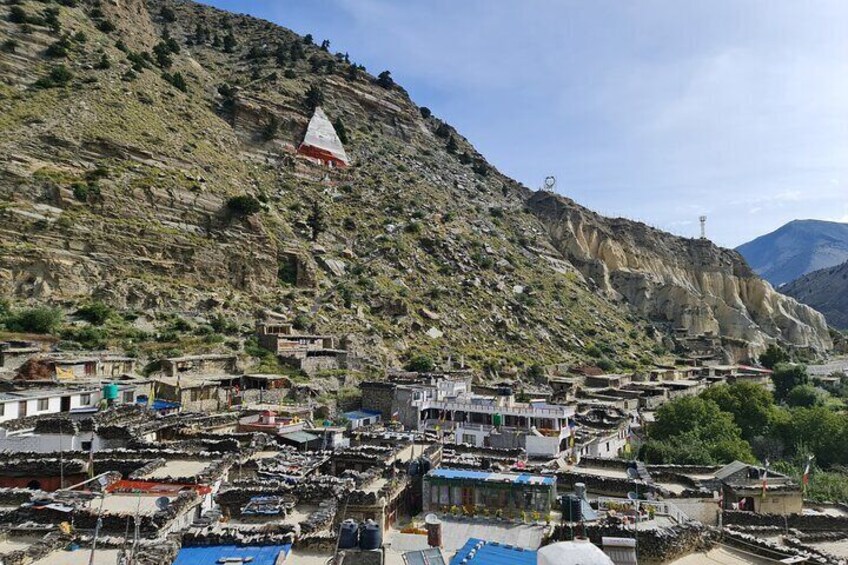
[{"x1": 419, "y1": 399, "x2": 573, "y2": 418}]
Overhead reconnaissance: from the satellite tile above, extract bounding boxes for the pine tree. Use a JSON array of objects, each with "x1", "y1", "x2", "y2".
[
  {"x1": 333, "y1": 117, "x2": 348, "y2": 144},
  {"x1": 307, "y1": 202, "x2": 326, "y2": 241},
  {"x1": 223, "y1": 31, "x2": 237, "y2": 53},
  {"x1": 377, "y1": 70, "x2": 393, "y2": 88},
  {"x1": 304, "y1": 84, "x2": 324, "y2": 110},
  {"x1": 446, "y1": 135, "x2": 458, "y2": 154}
]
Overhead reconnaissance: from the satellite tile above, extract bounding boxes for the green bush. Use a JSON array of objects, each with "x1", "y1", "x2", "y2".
[
  {"x1": 60, "y1": 325, "x2": 107, "y2": 349},
  {"x1": 160, "y1": 5, "x2": 176, "y2": 22},
  {"x1": 4, "y1": 307, "x2": 63, "y2": 334},
  {"x1": 226, "y1": 195, "x2": 262, "y2": 216},
  {"x1": 405, "y1": 354, "x2": 435, "y2": 373},
  {"x1": 96, "y1": 19, "x2": 116, "y2": 33},
  {"x1": 162, "y1": 71, "x2": 187, "y2": 92},
  {"x1": 292, "y1": 314, "x2": 311, "y2": 332},
  {"x1": 76, "y1": 301, "x2": 113, "y2": 325},
  {"x1": 786, "y1": 384, "x2": 824, "y2": 408},
  {"x1": 33, "y1": 65, "x2": 73, "y2": 88}
]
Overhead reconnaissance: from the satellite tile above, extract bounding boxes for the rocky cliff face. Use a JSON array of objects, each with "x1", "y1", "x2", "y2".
[
  {"x1": 0, "y1": 0, "x2": 833, "y2": 366},
  {"x1": 526, "y1": 192, "x2": 833, "y2": 360}
]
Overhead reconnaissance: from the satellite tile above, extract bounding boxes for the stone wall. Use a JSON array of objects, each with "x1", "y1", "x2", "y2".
[
  {"x1": 723, "y1": 510, "x2": 848, "y2": 531},
  {"x1": 552, "y1": 522, "x2": 715, "y2": 564},
  {"x1": 556, "y1": 471, "x2": 641, "y2": 498},
  {"x1": 0, "y1": 532, "x2": 69, "y2": 565},
  {"x1": 360, "y1": 382, "x2": 395, "y2": 420}
]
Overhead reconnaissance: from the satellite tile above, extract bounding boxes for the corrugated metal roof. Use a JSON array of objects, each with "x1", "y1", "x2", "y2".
[
  {"x1": 344, "y1": 409, "x2": 382, "y2": 420},
  {"x1": 427, "y1": 469, "x2": 555, "y2": 486},
  {"x1": 715, "y1": 460, "x2": 750, "y2": 480},
  {"x1": 300, "y1": 106, "x2": 349, "y2": 164},
  {"x1": 172, "y1": 544, "x2": 291, "y2": 565},
  {"x1": 449, "y1": 538, "x2": 536, "y2": 565},
  {"x1": 281, "y1": 431, "x2": 320, "y2": 444}
]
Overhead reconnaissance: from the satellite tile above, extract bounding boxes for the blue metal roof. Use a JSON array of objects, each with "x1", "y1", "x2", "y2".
[
  {"x1": 344, "y1": 409, "x2": 382, "y2": 420},
  {"x1": 173, "y1": 544, "x2": 291, "y2": 565},
  {"x1": 449, "y1": 538, "x2": 537, "y2": 565},
  {"x1": 428, "y1": 468, "x2": 555, "y2": 486}
]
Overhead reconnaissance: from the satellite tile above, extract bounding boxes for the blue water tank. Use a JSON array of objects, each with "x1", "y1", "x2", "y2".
[
  {"x1": 338, "y1": 519, "x2": 359, "y2": 549},
  {"x1": 359, "y1": 519, "x2": 382, "y2": 550},
  {"x1": 103, "y1": 383, "x2": 119, "y2": 401}
]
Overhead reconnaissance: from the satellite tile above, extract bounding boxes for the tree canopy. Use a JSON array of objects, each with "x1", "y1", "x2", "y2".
[
  {"x1": 772, "y1": 363, "x2": 809, "y2": 402},
  {"x1": 701, "y1": 382, "x2": 776, "y2": 440},
  {"x1": 642, "y1": 396, "x2": 755, "y2": 465}
]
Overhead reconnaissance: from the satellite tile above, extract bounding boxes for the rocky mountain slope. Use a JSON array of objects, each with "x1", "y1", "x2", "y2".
[
  {"x1": 0, "y1": 0, "x2": 832, "y2": 367},
  {"x1": 782, "y1": 260, "x2": 848, "y2": 329},
  {"x1": 527, "y1": 193, "x2": 832, "y2": 359},
  {"x1": 736, "y1": 220, "x2": 848, "y2": 287}
]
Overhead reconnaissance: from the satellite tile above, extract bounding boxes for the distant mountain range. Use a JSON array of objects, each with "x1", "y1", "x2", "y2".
[
  {"x1": 736, "y1": 220, "x2": 848, "y2": 287},
  {"x1": 782, "y1": 261, "x2": 848, "y2": 329}
]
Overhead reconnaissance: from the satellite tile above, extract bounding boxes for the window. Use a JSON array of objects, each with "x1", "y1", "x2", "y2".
[
  {"x1": 191, "y1": 389, "x2": 200, "y2": 402},
  {"x1": 462, "y1": 434, "x2": 476, "y2": 445},
  {"x1": 37, "y1": 398, "x2": 49, "y2": 411},
  {"x1": 0, "y1": 404, "x2": 4, "y2": 417},
  {"x1": 606, "y1": 442, "x2": 610, "y2": 452},
  {"x1": 80, "y1": 394, "x2": 91, "y2": 405},
  {"x1": 439, "y1": 485, "x2": 450, "y2": 505},
  {"x1": 122, "y1": 391, "x2": 134, "y2": 403},
  {"x1": 81, "y1": 441, "x2": 92, "y2": 451}
]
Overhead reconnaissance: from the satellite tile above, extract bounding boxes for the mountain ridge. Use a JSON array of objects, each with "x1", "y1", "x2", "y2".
[
  {"x1": 782, "y1": 259, "x2": 848, "y2": 330},
  {"x1": 736, "y1": 219, "x2": 848, "y2": 287},
  {"x1": 0, "y1": 0, "x2": 832, "y2": 367}
]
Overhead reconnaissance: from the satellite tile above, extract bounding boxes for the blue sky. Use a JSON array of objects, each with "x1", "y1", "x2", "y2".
[{"x1": 203, "y1": 0, "x2": 848, "y2": 248}]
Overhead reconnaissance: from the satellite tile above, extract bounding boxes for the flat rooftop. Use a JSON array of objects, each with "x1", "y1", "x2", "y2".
[
  {"x1": 32, "y1": 548, "x2": 122, "y2": 565},
  {"x1": 142, "y1": 459, "x2": 212, "y2": 479},
  {"x1": 99, "y1": 493, "x2": 175, "y2": 516},
  {"x1": 387, "y1": 516, "x2": 546, "y2": 553}
]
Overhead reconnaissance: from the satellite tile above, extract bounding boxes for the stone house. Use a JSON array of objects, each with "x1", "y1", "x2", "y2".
[
  {"x1": 715, "y1": 460, "x2": 802, "y2": 515},
  {"x1": 256, "y1": 322, "x2": 348, "y2": 376},
  {"x1": 160, "y1": 354, "x2": 239, "y2": 379}
]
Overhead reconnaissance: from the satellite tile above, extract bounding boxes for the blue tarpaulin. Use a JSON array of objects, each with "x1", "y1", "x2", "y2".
[
  {"x1": 428, "y1": 468, "x2": 555, "y2": 486},
  {"x1": 172, "y1": 544, "x2": 291, "y2": 565},
  {"x1": 449, "y1": 538, "x2": 537, "y2": 565}
]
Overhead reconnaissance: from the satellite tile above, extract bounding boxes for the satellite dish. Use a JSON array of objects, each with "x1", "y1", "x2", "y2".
[
  {"x1": 627, "y1": 491, "x2": 639, "y2": 501},
  {"x1": 155, "y1": 496, "x2": 171, "y2": 511},
  {"x1": 626, "y1": 467, "x2": 639, "y2": 480},
  {"x1": 543, "y1": 176, "x2": 556, "y2": 192}
]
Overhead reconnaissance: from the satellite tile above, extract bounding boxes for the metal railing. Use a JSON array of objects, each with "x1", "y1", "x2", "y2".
[
  {"x1": 596, "y1": 496, "x2": 691, "y2": 524},
  {"x1": 418, "y1": 399, "x2": 573, "y2": 418}
]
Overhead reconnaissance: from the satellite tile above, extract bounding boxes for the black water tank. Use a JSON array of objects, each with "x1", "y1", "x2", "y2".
[
  {"x1": 408, "y1": 459, "x2": 421, "y2": 476},
  {"x1": 338, "y1": 519, "x2": 359, "y2": 549},
  {"x1": 419, "y1": 456, "x2": 431, "y2": 474},
  {"x1": 359, "y1": 519, "x2": 382, "y2": 550},
  {"x1": 562, "y1": 494, "x2": 582, "y2": 522}
]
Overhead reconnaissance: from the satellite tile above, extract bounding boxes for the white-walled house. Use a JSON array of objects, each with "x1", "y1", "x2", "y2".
[{"x1": 0, "y1": 383, "x2": 140, "y2": 423}]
